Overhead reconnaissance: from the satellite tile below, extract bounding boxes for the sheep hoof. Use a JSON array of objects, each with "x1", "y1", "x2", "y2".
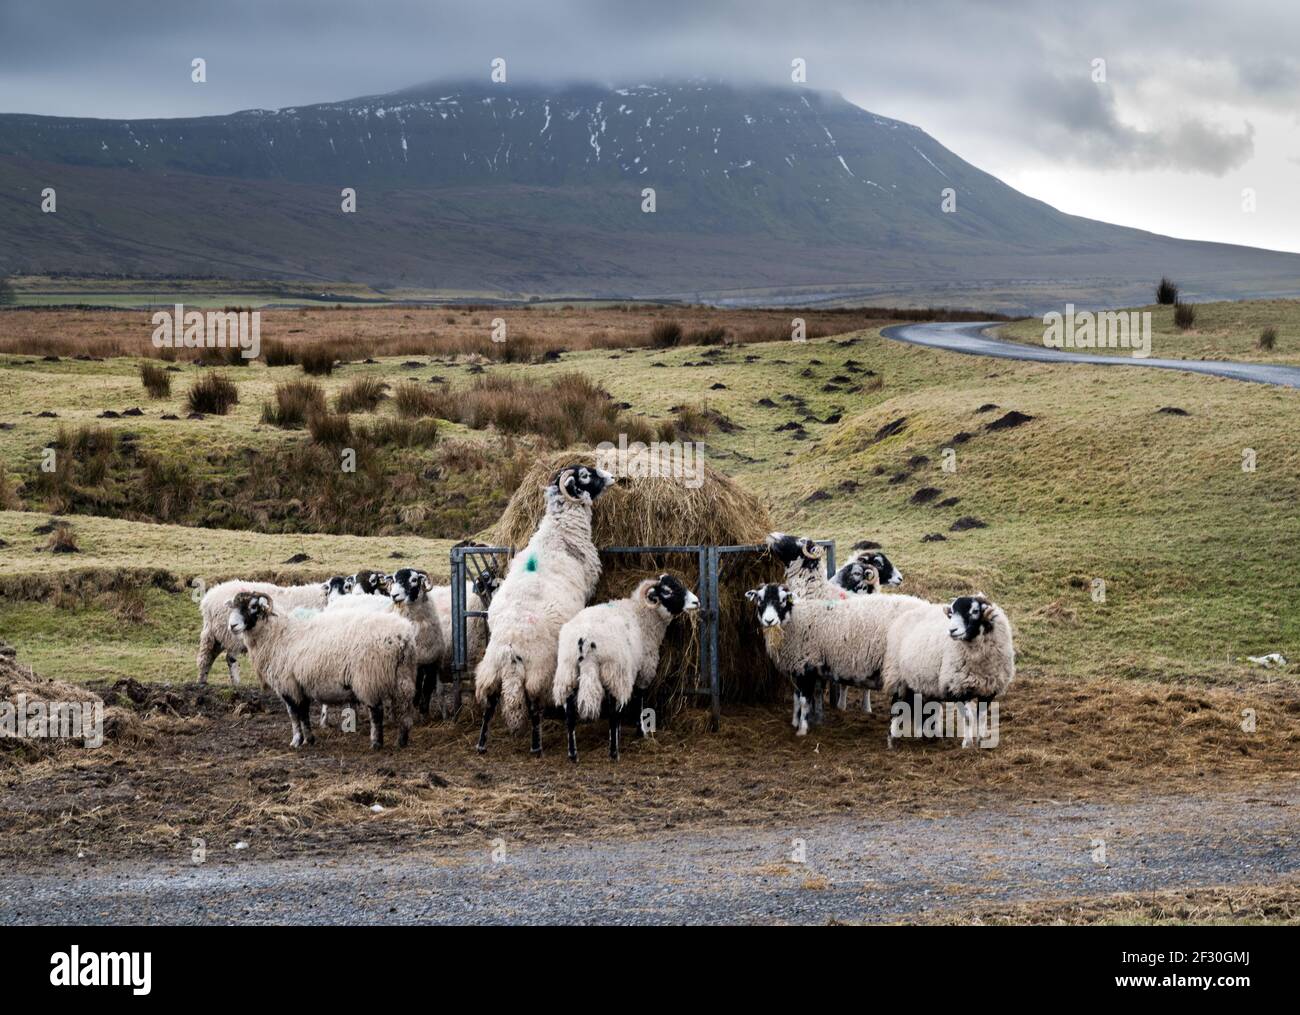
[
  {"x1": 795, "y1": 725, "x2": 808, "y2": 737},
  {"x1": 568, "y1": 753, "x2": 578, "y2": 764},
  {"x1": 476, "y1": 743, "x2": 488, "y2": 755}
]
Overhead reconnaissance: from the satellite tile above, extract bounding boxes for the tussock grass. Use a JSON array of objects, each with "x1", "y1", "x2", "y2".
[
  {"x1": 261, "y1": 380, "x2": 326, "y2": 428},
  {"x1": 186, "y1": 373, "x2": 238, "y2": 415},
  {"x1": 139, "y1": 362, "x2": 171, "y2": 399},
  {"x1": 335, "y1": 376, "x2": 388, "y2": 413}
]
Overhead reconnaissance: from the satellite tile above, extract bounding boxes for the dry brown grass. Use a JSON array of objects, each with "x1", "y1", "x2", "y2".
[
  {"x1": 2, "y1": 668, "x2": 1296, "y2": 864},
  {"x1": 138, "y1": 362, "x2": 171, "y2": 399},
  {"x1": 261, "y1": 379, "x2": 326, "y2": 428},
  {"x1": 0, "y1": 306, "x2": 943, "y2": 362},
  {"x1": 186, "y1": 372, "x2": 239, "y2": 415}
]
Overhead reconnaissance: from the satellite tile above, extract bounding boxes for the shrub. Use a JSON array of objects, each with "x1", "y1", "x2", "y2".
[
  {"x1": 1259, "y1": 326, "x2": 1277, "y2": 351},
  {"x1": 650, "y1": 320, "x2": 683, "y2": 348},
  {"x1": 0, "y1": 275, "x2": 15, "y2": 306},
  {"x1": 263, "y1": 340, "x2": 298, "y2": 367},
  {"x1": 187, "y1": 373, "x2": 239, "y2": 414},
  {"x1": 1155, "y1": 277, "x2": 1179, "y2": 305},
  {"x1": 140, "y1": 362, "x2": 172, "y2": 399},
  {"x1": 307, "y1": 411, "x2": 353, "y2": 446},
  {"x1": 139, "y1": 453, "x2": 196, "y2": 521},
  {"x1": 261, "y1": 380, "x2": 325, "y2": 428},
  {"x1": 685, "y1": 325, "x2": 727, "y2": 346},
  {"x1": 45, "y1": 522, "x2": 79, "y2": 554},
  {"x1": 335, "y1": 376, "x2": 388, "y2": 413},
  {"x1": 1173, "y1": 302, "x2": 1196, "y2": 330},
  {"x1": 360, "y1": 417, "x2": 439, "y2": 447},
  {"x1": 393, "y1": 380, "x2": 446, "y2": 418},
  {"x1": 300, "y1": 346, "x2": 338, "y2": 376}
]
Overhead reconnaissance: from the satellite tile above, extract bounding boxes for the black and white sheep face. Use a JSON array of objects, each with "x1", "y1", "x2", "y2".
[
  {"x1": 348, "y1": 570, "x2": 387, "y2": 596},
  {"x1": 832, "y1": 560, "x2": 880, "y2": 594},
  {"x1": 555, "y1": 464, "x2": 616, "y2": 504},
  {"x1": 226, "y1": 592, "x2": 273, "y2": 635},
  {"x1": 645, "y1": 573, "x2": 700, "y2": 618},
  {"x1": 322, "y1": 576, "x2": 349, "y2": 601},
  {"x1": 389, "y1": 567, "x2": 433, "y2": 604},
  {"x1": 472, "y1": 568, "x2": 501, "y2": 602},
  {"x1": 853, "y1": 550, "x2": 903, "y2": 586},
  {"x1": 766, "y1": 532, "x2": 823, "y2": 572},
  {"x1": 745, "y1": 583, "x2": 795, "y2": 628},
  {"x1": 944, "y1": 596, "x2": 995, "y2": 641}
]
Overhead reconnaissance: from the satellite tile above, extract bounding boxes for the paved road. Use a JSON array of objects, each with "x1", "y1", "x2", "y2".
[
  {"x1": 882, "y1": 322, "x2": 1300, "y2": 388},
  {"x1": 2, "y1": 788, "x2": 1295, "y2": 924}
]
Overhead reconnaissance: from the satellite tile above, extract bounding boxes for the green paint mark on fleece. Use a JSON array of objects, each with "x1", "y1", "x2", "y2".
[{"x1": 525, "y1": 553, "x2": 538, "y2": 573}]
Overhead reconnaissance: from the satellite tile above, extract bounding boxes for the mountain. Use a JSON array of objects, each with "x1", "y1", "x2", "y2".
[{"x1": 1, "y1": 80, "x2": 1297, "y2": 309}]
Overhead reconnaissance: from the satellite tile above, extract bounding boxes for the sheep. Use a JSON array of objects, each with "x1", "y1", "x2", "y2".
[
  {"x1": 226, "y1": 590, "x2": 417, "y2": 750},
  {"x1": 196, "y1": 578, "x2": 331, "y2": 685},
  {"x1": 764, "y1": 533, "x2": 925, "y2": 721},
  {"x1": 551, "y1": 574, "x2": 699, "y2": 762},
  {"x1": 882, "y1": 595, "x2": 1014, "y2": 749},
  {"x1": 475, "y1": 463, "x2": 615, "y2": 755},
  {"x1": 423, "y1": 568, "x2": 499, "y2": 718},
  {"x1": 344, "y1": 570, "x2": 388, "y2": 597},
  {"x1": 386, "y1": 567, "x2": 448, "y2": 718},
  {"x1": 829, "y1": 558, "x2": 882, "y2": 595}
]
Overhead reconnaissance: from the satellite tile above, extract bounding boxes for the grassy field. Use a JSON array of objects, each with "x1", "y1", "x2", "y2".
[
  {"x1": 2, "y1": 301, "x2": 1298, "y2": 914},
  {"x1": 999, "y1": 299, "x2": 1300, "y2": 364}
]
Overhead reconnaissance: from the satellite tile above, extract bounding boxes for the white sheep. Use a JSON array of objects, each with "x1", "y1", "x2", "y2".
[
  {"x1": 387, "y1": 567, "x2": 447, "y2": 719},
  {"x1": 551, "y1": 574, "x2": 699, "y2": 762},
  {"x1": 763, "y1": 533, "x2": 926, "y2": 725},
  {"x1": 226, "y1": 590, "x2": 417, "y2": 750},
  {"x1": 197, "y1": 578, "x2": 332, "y2": 685},
  {"x1": 475, "y1": 464, "x2": 615, "y2": 755},
  {"x1": 882, "y1": 595, "x2": 1014, "y2": 749}
]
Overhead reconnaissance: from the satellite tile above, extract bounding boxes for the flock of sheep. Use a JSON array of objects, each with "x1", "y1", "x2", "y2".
[{"x1": 198, "y1": 463, "x2": 1014, "y2": 759}]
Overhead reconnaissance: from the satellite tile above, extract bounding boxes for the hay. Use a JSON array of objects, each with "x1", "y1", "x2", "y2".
[{"x1": 490, "y1": 450, "x2": 785, "y2": 709}]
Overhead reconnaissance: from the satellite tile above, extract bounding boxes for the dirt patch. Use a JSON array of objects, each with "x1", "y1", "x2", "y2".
[{"x1": 2, "y1": 670, "x2": 1297, "y2": 868}]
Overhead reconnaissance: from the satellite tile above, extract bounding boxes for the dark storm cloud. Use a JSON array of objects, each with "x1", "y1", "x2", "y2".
[{"x1": 0, "y1": 0, "x2": 1292, "y2": 176}]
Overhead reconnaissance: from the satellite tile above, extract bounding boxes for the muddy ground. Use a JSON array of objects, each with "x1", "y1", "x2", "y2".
[{"x1": 3, "y1": 673, "x2": 1299, "y2": 922}]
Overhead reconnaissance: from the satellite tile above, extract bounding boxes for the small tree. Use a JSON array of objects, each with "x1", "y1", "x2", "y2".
[
  {"x1": 0, "y1": 275, "x2": 15, "y2": 306},
  {"x1": 1155, "y1": 277, "x2": 1179, "y2": 305},
  {"x1": 1173, "y1": 302, "x2": 1196, "y2": 330}
]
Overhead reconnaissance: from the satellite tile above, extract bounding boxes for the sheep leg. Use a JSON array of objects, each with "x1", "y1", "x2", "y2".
[
  {"x1": 525, "y1": 691, "x2": 543, "y2": 756},
  {"x1": 607, "y1": 697, "x2": 620, "y2": 761},
  {"x1": 369, "y1": 702, "x2": 384, "y2": 750},
  {"x1": 812, "y1": 678, "x2": 825, "y2": 726},
  {"x1": 196, "y1": 629, "x2": 221, "y2": 685},
  {"x1": 415, "y1": 663, "x2": 436, "y2": 718},
  {"x1": 320, "y1": 704, "x2": 329, "y2": 727},
  {"x1": 961, "y1": 700, "x2": 977, "y2": 748},
  {"x1": 862, "y1": 688, "x2": 872, "y2": 713},
  {"x1": 225, "y1": 651, "x2": 241, "y2": 686},
  {"x1": 281, "y1": 695, "x2": 304, "y2": 748},
  {"x1": 476, "y1": 693, "x2": 498, "y2": 754},
  {"x1": 564, "y1": 691, "x2": 579, "y2": 763},
  {"x1": 294, "y1": 697, "x2": 315, "y2": 746},
  {"x1": 632, "y1": 690, "x2": 645, "y2": 738}
]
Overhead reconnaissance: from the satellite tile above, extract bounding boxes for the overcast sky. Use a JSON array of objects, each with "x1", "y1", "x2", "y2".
[{"x1": 2, "y1": 0, "x2": 1296, "y2": 252}]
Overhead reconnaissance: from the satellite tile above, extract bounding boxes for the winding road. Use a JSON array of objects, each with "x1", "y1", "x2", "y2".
[{"x1": 881, "y1": 322, "x2": 1300, "y2": 388}]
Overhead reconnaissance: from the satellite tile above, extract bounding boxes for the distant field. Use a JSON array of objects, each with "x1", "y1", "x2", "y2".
[{"x1": 998, "y1": 299, "x2": 1300, "y2": 364}]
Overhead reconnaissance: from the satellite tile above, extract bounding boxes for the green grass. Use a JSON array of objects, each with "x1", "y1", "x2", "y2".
[
  {"x1": 2, "y1": 306, "x2": 1298, "y2": 690},
  {"x1": 999, "y1": 298, "x2": 1300, "y2": 363}
]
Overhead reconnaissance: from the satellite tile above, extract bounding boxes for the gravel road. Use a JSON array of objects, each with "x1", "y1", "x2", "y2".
[
  {"x1": 881, "y1": 322, "x2": 1300, "y2": 388},
  {"x1": 2, "y1": 786, "x2": 1295, "y2": 925}
]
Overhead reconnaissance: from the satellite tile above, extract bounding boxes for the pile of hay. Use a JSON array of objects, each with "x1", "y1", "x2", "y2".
[{"x1": 490, "y1": 450, "x2": 786, "y2": 713}]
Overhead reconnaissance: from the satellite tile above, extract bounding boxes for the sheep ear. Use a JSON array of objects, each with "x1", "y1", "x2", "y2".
[
  {"x1": 745, "y1": 588, "x2": 760, "y2": 603},
  {"x1": 645, "y1": 584, "x2": 660, "y2": 603},
  {"x1": 943, "y1": 605, "x2": 953, "y2": 617},
  {"x1": 224, "y1": 599, "x2": 236, "y2": 610},
  {"x1": 421, "y1": 575, "x2": 433, "y2": 590}
]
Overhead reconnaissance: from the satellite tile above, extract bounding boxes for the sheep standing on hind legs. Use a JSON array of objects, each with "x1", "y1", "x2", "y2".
[
  {"x1": 552, "y1": 574, "x2": 699, "y2": 762},
  {"x1": 474, "y1": 464, "x2": 615, "y2": 755},
  {"x1": 882, "y1": 595, "x2": 1014, "y2": 749},
  {"x1": 226, "y1": 591, "x2": 417, "y2": 750}
]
